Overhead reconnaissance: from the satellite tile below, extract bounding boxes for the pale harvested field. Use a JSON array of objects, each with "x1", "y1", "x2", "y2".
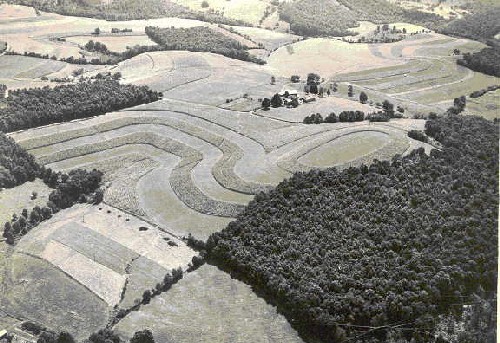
[
  {"x1": 0, "y1": 4, "x2": 37, "y2": 20},
  {"x1": 114, "y1": 264, "x2": 305, "y2": 343},
  {"x1": 232, "y1": 26, "x2": 300, "y2": 51},
  {"x1": 0, "y1": 178, "x2": 52, "y2": 224},
  {"x1": 41, "y1": 240, "x2": 127, "y2": 305},
  {"x1": 267, "y1": 38, "x2": 404, "y2": 78},
  {"x1": 173, "y1": 0, "x2": 270, "y2": 26}
]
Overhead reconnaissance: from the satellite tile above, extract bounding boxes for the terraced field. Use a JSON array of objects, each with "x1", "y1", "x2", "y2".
[{"x1": 2, "y1": 6, "x2": 497, "y2": 341}]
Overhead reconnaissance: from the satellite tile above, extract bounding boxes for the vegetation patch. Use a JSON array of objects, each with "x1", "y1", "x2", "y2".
[
  {"x1": 207, "y1": 115, "x2": 498, "y2": 343},
  {"x1": 145, "y1": 26, "x2": 266, "y2": 64}
]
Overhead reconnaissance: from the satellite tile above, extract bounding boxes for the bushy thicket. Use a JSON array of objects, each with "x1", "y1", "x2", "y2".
[
  {"x1": 407, "y1": 130, "x2": 428, "y2": 143},
  {"x1": 0, "y1": 132, "x2": 41, "y2": 188},
  {"x1": 7, "y1": 0, "x2": 248, "y2": 25},
  {"x1": 279, "y1": 0, "x2": 444, "y2": 37},
  {"x1": 470, "y1": 85, "x2": 500, "y2": 98},
  {"x1": 208, "y1": 115, "x2": 498, "y2": 343},
  {"x1": 457, "y1": 47, "x2": 500, "y2": 77},
  {"x1": 145, "y1": 26, "x2": 265, "y2": 64},
  {"x1": 440, "y1": 6, "x2": 500, "y2": 41},
  {"x1": 0, "y1": 80, "x2": 161, "y2": 132}
]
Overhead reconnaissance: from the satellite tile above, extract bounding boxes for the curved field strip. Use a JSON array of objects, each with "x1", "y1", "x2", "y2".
[
  {"x1": 104, "y1": 158, "x2": 161, "y2": 216},
  {"x1": 33, "y1": 132, "x2": 244, "y2": 217},
  {"x1": 19, "y1": 114, "x2": 269, "y2": 195},
  {"x1": 278, "y1": 127, "x2": 409, "y2": 173},
  {"x1": 138, "y1": 167, "x2": 232, "y2": 240}
]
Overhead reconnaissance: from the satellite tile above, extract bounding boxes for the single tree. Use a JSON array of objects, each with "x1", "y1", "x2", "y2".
[
  {"x1": 130, "y1": 330, "x2": 155, "y2": 343},
  {"x1": 359, "y1": 91, "x2": 368, "y2": 104}
]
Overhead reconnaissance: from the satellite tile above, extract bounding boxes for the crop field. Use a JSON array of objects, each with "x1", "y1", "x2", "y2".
[
  {"x1": 0, "y1": 178, "x2": 52, "y2": 224},
  {"x1": 114, "y1": 264, "x2": 305, "y2": 343},
  {"x1": 466, "y1": 89, "x2": 500, "y2": 120}
]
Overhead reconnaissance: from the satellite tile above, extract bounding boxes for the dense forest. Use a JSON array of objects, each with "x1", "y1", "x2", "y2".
[
  {"x1": 207, "y1": 115, "x2": 498, "y2": 343},
  {"x1": 440, "y1": 6, "x2": 500, "y2": 42},
  {"x1": 278, "y1": 0, "x2": 444, "y2": 37},
  {"x1": 145, "y1": 26, "x2": 265, "y2": 64},
  {"x1": 6, "y1": 0, "x2": 248, "y2": 25},
  {"x1": 0, "y1": 132, "x2": 41, "y2": 188},
  {"x1": 0, "y1": 80, "x2": 161, "y2": 132},
  {"x1": 457, "y1": 47, "x2": 500, "y2": 77}
]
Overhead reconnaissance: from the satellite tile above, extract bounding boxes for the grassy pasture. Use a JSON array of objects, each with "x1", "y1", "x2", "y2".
[
  {"x1": 0, "y1": 55, "x2": 65, "y2": 78},
  {"x1": 114, "y1": 264, "x2": 304, "y2": 343},
  {"x1": 0, "y1": 178, "x2": 51, "y2": 224},
  {"x1": 1, "y1": 252, "x2": 108, "y2": 341},
  {"x1": 0, "y1": 4, "x2": 37, "y2": 20},
  {"x1": 298, "y1": 131, "x2": 390, "y2": 167},
  {"x1": 466, "y1": 89, "x2": 500, "y2": 120},
  {"x1": 232, "y1": 26, "x2": 300, "y2": 51}
]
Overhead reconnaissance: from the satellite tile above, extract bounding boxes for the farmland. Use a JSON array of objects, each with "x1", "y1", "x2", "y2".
[{"x1": 0, "y1": 2, "x2": 498, "y2": 343}]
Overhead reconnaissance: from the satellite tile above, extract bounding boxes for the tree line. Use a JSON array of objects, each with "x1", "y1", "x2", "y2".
[
  {"x1": 145, "y1": 26, "x2": 266, "y2": 65},
  {"x1": 0, "y1": 80, "x2": 162, "y2": 133},
  {"x1": 207, "y1": 115, "x2": 498, "y2": 343}
]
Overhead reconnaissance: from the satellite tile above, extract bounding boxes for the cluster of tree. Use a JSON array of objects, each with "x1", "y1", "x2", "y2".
[
  {"x1": 470, "y1": 85, "x2": 500, "y2": 98},
  {"x1": 84, "y1": 40, "x2": 109, "y2": 54},
  {"x1": 278, "y1": 0, "x2": 358, "y2": 36},
  {"x1": 8, "y1": 0, "x2": 249, "y2": 26},
  {"x1": 446, "y1": 96, "x2": 466, "y2": 115},
  {"x1": 3, "y1": 168, "x2": 103, "y2": 244},
  {"x1": 366, "y1": 111, "x2": 390, "y2": 122},
  {"x1": 145, "y1": 26, "x2": 265, "y2": 64},
  {"x1": 36, "y1": 328, "x2": 155, "y2": 343},
  {"x1": 278, "y1": 0, "x2": 444, "y2": 37},
  {"x1": 0, "y1": 80, "x2": 162, "y2": 133},
  {"x1": 457, "y1": 47, "x2": 500, "y2": 77},
  {"x1": 407, "y1": 130, "x2": 429, "y2": 143},
  {"x1": 0, "y1": 132, "x2": 41, "y2": 188},
  {"x1": 440, "y1": 6, "x2": 500, "y2": 42},
  {"x1": 207, "y1": 115, "x2": 498, "y2": 343},
  {"x1": 303, "y1": 111, "x2": 365, "y2": 124},
  {"x1": 111, "y1": 28, "x2": 132, "y2": 33}
]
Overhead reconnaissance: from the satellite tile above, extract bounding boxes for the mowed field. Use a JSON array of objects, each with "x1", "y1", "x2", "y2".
[{"x1": 115, "y1": 264, "x2": 305, "y2": 343}]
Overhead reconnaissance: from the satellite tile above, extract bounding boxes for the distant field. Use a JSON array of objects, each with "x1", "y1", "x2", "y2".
[
  {"x1": 173, "y1": 0, "x2": 270, "y2": 26},
  {"x1": 0, "y1": 178, "x2": 52, "y2": 224},
  {"x1": 114, "y1": 264, "x2": 305, "y2": 343},
  {"x1": 465, "y1": 89, "x2": 500, "y2": 120}
]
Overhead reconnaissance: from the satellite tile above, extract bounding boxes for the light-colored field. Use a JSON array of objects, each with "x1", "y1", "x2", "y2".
[
  {"x1": 0, "y1": 4, "x2": 37, "y2": 20},
  {"x1": 41, "y1": 240, "x2": 127, "y2": 305},
  {"x1": 114, "y1": 264, "x2": 305, "y2": 343},
  {"x1": 0, "y1": 179, "x2": 52, "y2": 224},
  {"x1": 173, "y1": 0, "x2": 271, "y2": 26},
  {"x1": 65, "y1": 34, "x2": 157, "y2": 52},
  {"x1": 298, "y1": 131, "x2": 390, "y2": 167},
  {"x1": 232, "y1": 26, "x2": 300, "y2": 51},
  {"x1": 267, "y1": 38, "x2": 404, "y2": 78}
]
